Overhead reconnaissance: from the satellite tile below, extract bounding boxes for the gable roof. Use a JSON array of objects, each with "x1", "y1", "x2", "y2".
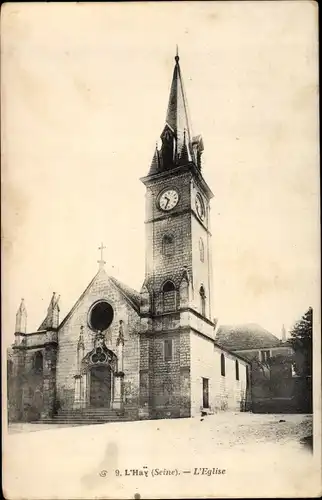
[
  {"x1": 58, "y1": 269, "x2": 141, "y2": 329},
  {"x1": 215, "y1": 323, "x2": 281, "y2": 351},
  {"x1": 58, "y1": 271, "x2": 102, "y2": 329},
  {"x1": 109, "y1": 276, "x2": 141, "y2": 313}
]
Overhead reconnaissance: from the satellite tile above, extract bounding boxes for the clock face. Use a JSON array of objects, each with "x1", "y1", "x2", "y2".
[
  {"x1": 159, "y1": 189, "x2": 179, "y2": 211},
  {"x1": 195, "y1": 193, "x2": 206, "y2": 220}
]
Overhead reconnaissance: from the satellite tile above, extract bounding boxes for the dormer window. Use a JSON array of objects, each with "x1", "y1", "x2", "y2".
[
  {"x1": 260, "y1": 350, "x2": 271, "y2": 363},
  {"x1": 161, "y1": 125, "x2": 175, "y2": 168}
]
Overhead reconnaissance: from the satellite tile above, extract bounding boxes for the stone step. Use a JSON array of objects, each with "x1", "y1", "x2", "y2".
[
  {"x1": 51, "y1": 407, "x2": 132, "y2": 424},
  {"x1": 40, "y1": 415, "x2": 131, "y2": 424},
  {"x1": 58, "y1": 410, "x2": 122, "y2": 414},
  {"x1": 57, "y1": 407, "x2": 137, "y2": 416},
  {"x1": 57, "y1": 411, "x2": 125, "y2": 417},
  {"x1": 62, "y1": 415, "x2": 124, "y2": 419},
  {"x1": 37, "y1": 406, "x2": 139, "y2": 425}
]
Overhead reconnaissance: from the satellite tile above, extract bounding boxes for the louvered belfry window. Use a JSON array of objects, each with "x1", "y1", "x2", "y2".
[
  {"x1": 163, "y1": 234, "x2": 175, "y2": 257},
  {"x1": 162, "y1": 280, "x2": 176, "y2": 312}
]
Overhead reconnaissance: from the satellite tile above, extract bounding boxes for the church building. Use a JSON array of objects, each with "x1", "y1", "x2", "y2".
[{"x1": 7, "y1": 52, "x2": 251, "y2": 424}]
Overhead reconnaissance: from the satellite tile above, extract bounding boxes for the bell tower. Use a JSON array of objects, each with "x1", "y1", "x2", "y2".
[{"x1": 139, "y1": 51, "x2": 217, "y2": 420}]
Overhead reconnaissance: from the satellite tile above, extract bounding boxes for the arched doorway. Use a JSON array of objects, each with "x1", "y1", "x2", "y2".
[{"x1": 89, "y1": 365, "x2": 112, "y2": 408}]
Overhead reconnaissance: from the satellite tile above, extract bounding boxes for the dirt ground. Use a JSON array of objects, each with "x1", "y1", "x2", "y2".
[
  {"x1": 202, "y1": 412, "x2": 313, "y2": 448},
  {"x1": 4, "y1": 413, "x2": 317, "y2": 499},
  {"x1": 8, "y1": 412, "x2": 313, "y2": 447}
]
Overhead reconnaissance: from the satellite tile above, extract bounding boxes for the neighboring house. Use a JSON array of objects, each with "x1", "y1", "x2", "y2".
[
  {"x1": 215, "y1": 324, "x2": 297, "y2": 413},
  {"x1": 7, "y1": 52, "x2": 252, "y2": 425}
]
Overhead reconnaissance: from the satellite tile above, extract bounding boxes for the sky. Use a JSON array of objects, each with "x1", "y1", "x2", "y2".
[{"x1": 1, "y1": 2, "x2": 319, "y2": 346}]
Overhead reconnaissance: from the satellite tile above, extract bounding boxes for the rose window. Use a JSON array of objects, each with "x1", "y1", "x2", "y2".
[{"x1": 88, "y1": 300, "x2": 114, "y2": 332}]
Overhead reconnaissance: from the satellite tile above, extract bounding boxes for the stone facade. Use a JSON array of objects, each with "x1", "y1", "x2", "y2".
[
  {"x1": 7, "y1": 52, "x2": 252, "y2": 423},
  {"x1": 191, "y1": 334, "x2": 249, "y2": 415}
]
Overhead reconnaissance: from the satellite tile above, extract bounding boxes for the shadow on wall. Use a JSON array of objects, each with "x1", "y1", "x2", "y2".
[
  {"x1": 21, "y1": 387, "x2": 43, "y2": 421},
  {"x1": 252, "y1": 376, "x2": 312, "y2": 414},
  {"x1": 54, "y1": 385, "x2": 75, "y2": 414}
]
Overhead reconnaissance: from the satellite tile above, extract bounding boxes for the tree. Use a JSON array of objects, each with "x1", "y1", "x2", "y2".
[
  {"x1": 250, "y1": 352, "x2": 294, "y2": 398},
  {"x1": 289, "y1": 307, "x2": 312, "y2": 377}
]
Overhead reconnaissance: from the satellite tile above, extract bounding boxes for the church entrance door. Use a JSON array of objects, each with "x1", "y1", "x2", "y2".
[{"x1": 90, "y1": 366, "x2": 112, "y2": 408}]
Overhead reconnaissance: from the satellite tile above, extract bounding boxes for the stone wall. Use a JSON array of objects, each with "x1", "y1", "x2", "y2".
[
  {"x1": 139, "y1": 328, "x2": 191, "y2": 420},
  {"x1": 190, "y1": 191, "x2": 213, "y2": 320},
  {"x1": 144, "y1": 172, "x2": 193, "y2": 292},
  {"x1": 56, "y1": 271, "x2": 140, "y2": 412},
  {"x1": 9, "y1": 347, "x2": 45, "y2": 422},
  {"x1": 190, "y1": 332, "x2": 249, "y2": 416}
]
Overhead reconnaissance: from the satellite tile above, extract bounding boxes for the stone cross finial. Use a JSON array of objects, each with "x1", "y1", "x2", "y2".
[
  {"x1": 175, "y1": 44, "x2": 179, "y2": 63},
  {"x1": 98, "y1": 242, "x2": 106, "y2": 269}
]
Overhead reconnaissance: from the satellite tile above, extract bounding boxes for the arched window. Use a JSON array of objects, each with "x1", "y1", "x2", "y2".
[
  {"x1": 34, "y1": 351, "x2": 43, "y2": 374},
  {"x1": 199, "y1": 285, "x2": 206, "y2": 316},
  {"x1": 199, "y1": 238, "x2": 204, "y2": 262},
  {"x1": 235, "y1": 360, "x2": 239, "y2": 381},
  {"x1": 220, "y1": 353, "x2": 226, "y2": 377},
  {"x1": 162, "y1": 234, "x2": 175, "y2": 257},
  {"x1": 163, "y1": 281, "x2": 175, "y2": 292},
  {"x1": 162, "y1": 280, "x2": 176, "y2": 312}
]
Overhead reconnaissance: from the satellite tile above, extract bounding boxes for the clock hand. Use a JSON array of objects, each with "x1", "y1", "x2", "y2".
[{"x1": 165, "y1": 196, "x2": 170, "y2": 208}]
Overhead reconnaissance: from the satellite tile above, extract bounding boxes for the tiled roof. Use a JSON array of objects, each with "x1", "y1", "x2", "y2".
[
  {"x1": 148, "y1": 146, "x2": 161, "y2": 175},
  {"x1": 215, "y1": 323, "x2": 281, "y2": 351},
  {"x1": 165, "y1": 54, "x2": 193, "y2": 156},
  {"x1": 109, "y1": 277, "x2": 141, "y2": 313}
]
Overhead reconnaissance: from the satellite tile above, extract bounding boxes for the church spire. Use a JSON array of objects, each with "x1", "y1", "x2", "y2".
[
  {"x1": 178, "y1": 128, "x2": 192, "y2": 165},
  {"x1": 149, "y1": 143, "x2": 161, "y2": 175},
  {"x1": 165, "y1": 48, "x2": 193, "y2": 157},
  {"x1": 147, "y1": 49, "x2": 204, "y2": 175},
  {"x1": 38, "y1": 292, "x2": 60, "y2": 330},
  {"x1": 15, "y1": 298, "x2": 27, "y2": 334},
  {"x1": 281, "y1": 324, "x2": 287, "y2": 343}
]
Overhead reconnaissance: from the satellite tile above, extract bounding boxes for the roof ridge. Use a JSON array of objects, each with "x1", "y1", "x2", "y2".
[
  {"x1": 109, "y1": 276, "x2": 141, "y2": 313},
  {"x1": 215, "y1": 323, "x2": 281, "y2": 350},
  {"x1": 58, "y1": 268, "x2": 106, "y2": 329}
]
